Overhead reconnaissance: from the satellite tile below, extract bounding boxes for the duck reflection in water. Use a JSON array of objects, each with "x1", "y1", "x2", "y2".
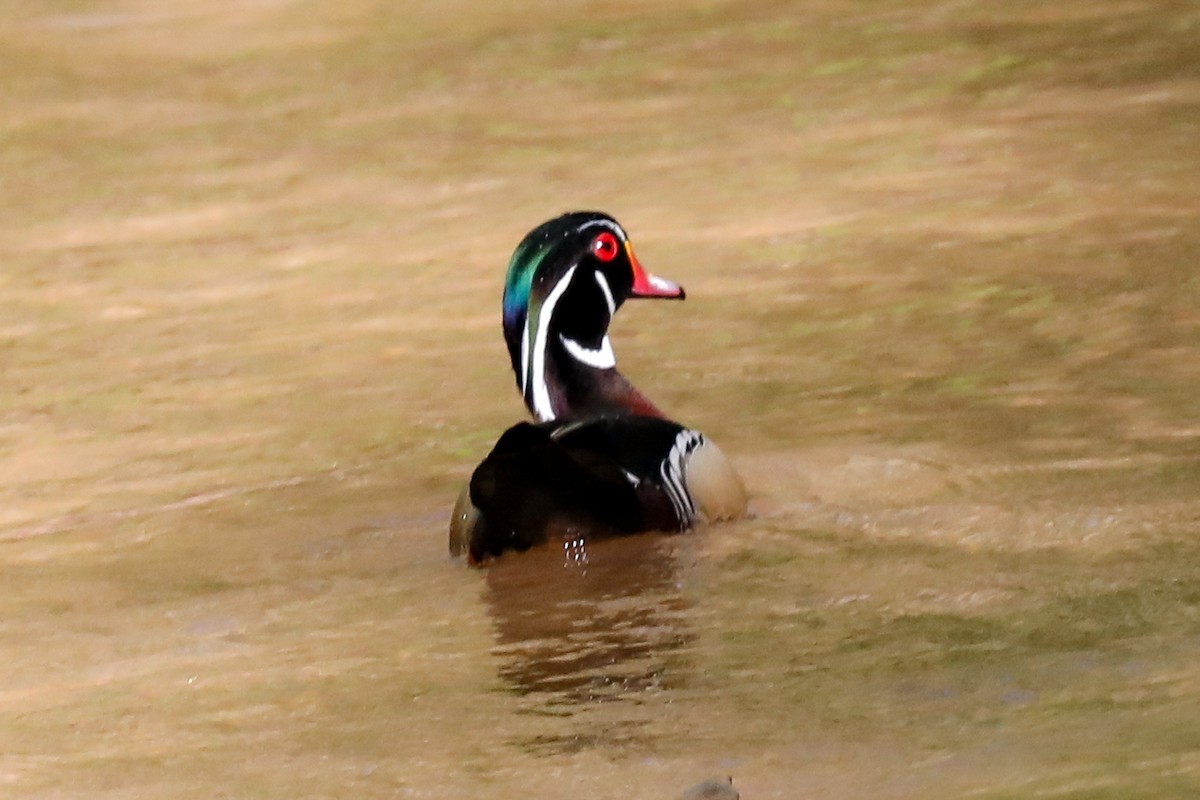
[{"x1": 483, "y1": 532, "x2": 696, "y2": 707}]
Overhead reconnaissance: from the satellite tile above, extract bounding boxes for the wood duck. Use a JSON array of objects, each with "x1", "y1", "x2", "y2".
[{"x1": 450, "y1": 211, "x2": 747, "y2": 563}]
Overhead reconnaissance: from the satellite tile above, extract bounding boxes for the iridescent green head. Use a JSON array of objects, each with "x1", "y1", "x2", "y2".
[{"x1": 500, "y1": 211, "x2": 685, "y2": 421}]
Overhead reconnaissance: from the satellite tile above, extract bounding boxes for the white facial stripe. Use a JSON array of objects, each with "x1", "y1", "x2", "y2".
[
  {"x1": 561, "y1": 334, "x2": 616, "y2": 370},
  {"x1": 574, "y1": 218, "x2": 627, "y2": 241},
  {"x1": 528, "y1": 264, "x2": 577, "y2": 421},
  {"x1": 593, "y1": 270, "x2": 616, "y2": 316},
  {"x1": 519, "y1": 317, "x2": 530, "y2": 394}
]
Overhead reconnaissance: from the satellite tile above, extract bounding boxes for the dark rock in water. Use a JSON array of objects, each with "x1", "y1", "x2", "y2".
[{"x1": 681, "y1": 776, "x2": 739, "y2": 800}]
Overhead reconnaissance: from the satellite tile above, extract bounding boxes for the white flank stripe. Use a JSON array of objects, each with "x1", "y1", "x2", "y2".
[
  {"x1": 561, "y1": 334, "x2": 616, "y2": 370},
  {"x1": 659, "y1": 430, "x2": 704, "y2": 526},
  {"x1": 661, "y1": 465, "x2": 686, "y2": 522},
  {"x1": 529, "y1": 265, "x2": 577, "y2": 421}
]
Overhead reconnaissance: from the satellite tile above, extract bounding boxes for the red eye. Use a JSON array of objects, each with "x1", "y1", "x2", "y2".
[{"x1": 591, "y1": 232, "x2": 620, "y2": 262}]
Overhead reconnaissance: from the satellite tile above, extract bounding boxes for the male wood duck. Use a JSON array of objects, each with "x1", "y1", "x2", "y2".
[{"x1": 450, "y1": 211, "x2": 747, "y2": 563}]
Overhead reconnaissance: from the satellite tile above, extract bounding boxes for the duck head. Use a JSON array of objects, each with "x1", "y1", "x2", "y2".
[{"x1": 502, "y1": 212, "x2": 685, "y2": 422}]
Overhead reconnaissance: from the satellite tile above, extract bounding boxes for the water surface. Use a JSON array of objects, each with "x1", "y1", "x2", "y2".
[{"x1": 3, "y1": 1, "x2": 1199, "y2": 798}]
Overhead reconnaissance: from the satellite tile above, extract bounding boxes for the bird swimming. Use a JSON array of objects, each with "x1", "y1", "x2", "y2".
[{"x1": 450, "y1": 211, "x2": 746, "y2": 563}]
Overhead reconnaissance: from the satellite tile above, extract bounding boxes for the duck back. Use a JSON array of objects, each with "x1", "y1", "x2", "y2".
[{"x1": 459, "y1": 415, "x2": 701, "y2": 563}]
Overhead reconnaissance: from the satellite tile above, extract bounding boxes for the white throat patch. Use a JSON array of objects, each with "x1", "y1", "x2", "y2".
[
  {"x1": 560, "y1": 333, "x2": 616, "y2": 369},
  {"x1": 560, "y1": 269, "x2": 617, "y2": 368},
  {"x1": 520, "y1": 251, "x2": 623, "y2": 422}
]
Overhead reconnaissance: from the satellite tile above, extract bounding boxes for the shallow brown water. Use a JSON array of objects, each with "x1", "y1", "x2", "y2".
[{"x1": 3, "y1": 1, "x2": 1200, "y2": 798}]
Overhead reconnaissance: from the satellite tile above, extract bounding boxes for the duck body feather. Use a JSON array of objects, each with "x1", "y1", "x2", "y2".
[{"x1": 460, "y1": 415, "x2": 702, "y2": 562}]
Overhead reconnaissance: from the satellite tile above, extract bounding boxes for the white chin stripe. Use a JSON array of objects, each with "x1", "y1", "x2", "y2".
[
  {"x1": 561, "y1": 334, "x2": 616, "y2": 370},
  {"x1": 593, "y1": 270, "x2": 616, "y2": 316}
]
